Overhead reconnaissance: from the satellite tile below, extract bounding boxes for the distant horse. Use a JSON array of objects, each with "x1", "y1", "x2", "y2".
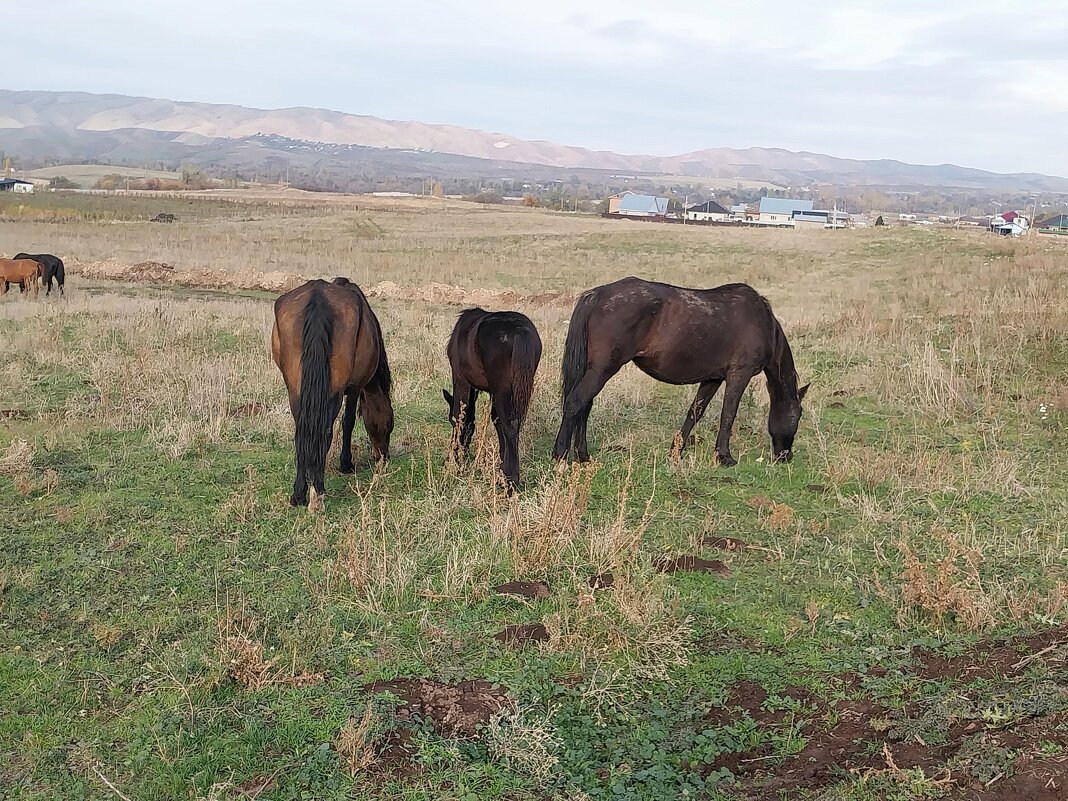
[
  {"x1": 0, "y1": 258, "x2": 42, "y2": 298},
  {"x1": 271, "y1": 277, "x2": 394, "y2": 510},
  {"x1": 444, "y1": 308, "x2": 542, "y2": 489},
  {"x1": 552, "y1": 277, "x2": 809, "y2": 466},
  {"x1": 14, "y1": 253, "x2": 65, "y2": 296}
]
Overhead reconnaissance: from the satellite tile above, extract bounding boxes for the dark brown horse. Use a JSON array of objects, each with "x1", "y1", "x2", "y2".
[
  {"x1": 0, "y1": 258, "x2": 42, "y2": 298},
  {"x1": 271, "y1": 277, "x2": 393, "y2": 510},
  {"x1": 14, "y1": 254, "x2": 65, "y2": 296},
  {"x1": 552, "y1": 277, "x2": 809, "y2": 466},
  {"x1": 443, "y1": 308, "x2": 542, "y2": 489}
]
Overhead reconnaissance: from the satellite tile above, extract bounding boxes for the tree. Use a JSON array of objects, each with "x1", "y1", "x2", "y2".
[
  {"x1": 48, "y1": 176, "x2": 79, "y2": 189},
  {"x1": 875, "y1": 215, "x2": 885, "y2": 226}
]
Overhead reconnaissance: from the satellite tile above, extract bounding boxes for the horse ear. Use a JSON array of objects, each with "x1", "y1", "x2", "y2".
[
  {"x1": 798, "y1": 383, "x2": 811, "y2": 401},
  {"x1": 442, "y1": 389, "x2": 453, "y2": 407}
]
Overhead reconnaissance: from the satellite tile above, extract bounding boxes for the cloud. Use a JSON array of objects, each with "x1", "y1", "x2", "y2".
[{"x1": 5, "y1": 1, "x2": 1067, "y2": 175}]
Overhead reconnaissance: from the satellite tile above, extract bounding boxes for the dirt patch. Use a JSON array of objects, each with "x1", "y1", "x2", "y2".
[
  {"x1": 703, "y1": 536, "x2": 746, "y2": 551},
  {"x1": 493, "y1": 581, "x2": 550, "y2": 600},
  {"x1": 655, "y1": 555, "x2": 730, "y2": 576},
  {"x1": 588, "y1": 572, "x2": 615, "y2": 590},
  {"x1": 0, "y1": 409, "x2": 29, "y2": 420},
  {"x1": 827, "y1": 401, "x2": 847, "y2": 409},
  {"x1": 805, "y1": 483, "x2": 829, "y2": 494},
  {"x1": 912, "y1": 624, "x2": 1068, "y2": 681},
  {"x1": 494, "y1": 623, "x2": 550, "y2": 647},
  {"x1": 365, "y1": 678, "x2": 512, "y2": 738},
  {"x1": 234, "y1": 775, "x2": 277, "y2": 797}
]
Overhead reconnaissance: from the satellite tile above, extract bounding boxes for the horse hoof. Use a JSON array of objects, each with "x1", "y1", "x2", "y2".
[
  {"x1": 307, "y1": 488, "x2": 325, "y2": 513},
  {"x1": 716, "y1": 454, "x2": 737, "y2": 468},
  {"x1": 339, "y1": 463, "x2": 355, "y2": 475},
  {"x1": 290, "y1": 492, "x2": 306, "y2": 507}
]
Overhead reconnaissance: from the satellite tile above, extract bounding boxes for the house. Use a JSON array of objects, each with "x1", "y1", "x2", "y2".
[
  {"x1": 791, "y1": 209, "x2": 850, "y2": 229},
  {"x1": 0, "y1": 178, "x2": 34, "y2": 194},
  {"x1": 956, "y1": 215, "x2": 990, "y2": 227},
  {"x1": 1036, "y1": 213, "x2": 1068, "y2": 231},
  {"x1": 685, "y1": 199, "x2": 731, "y2": 222},
  {"x1": 608, "y1": 192, "x2": 669, "y2": 217},
  {"x1": 730, "y1": 204, "x2": 757, "y2": 221},
  {"x1": 758, "y1": 197, "x2": 813, "y2": 224},
  {"x1": 990, "y1": 211, "x2": 1029, "y2": 237}
]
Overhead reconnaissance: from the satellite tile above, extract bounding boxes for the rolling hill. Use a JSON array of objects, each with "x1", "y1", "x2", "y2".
[{"x1": 2, "y1": 89, "x2": 1066, "y2": 192}]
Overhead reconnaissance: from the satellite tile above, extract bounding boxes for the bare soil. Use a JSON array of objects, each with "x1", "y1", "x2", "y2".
[
  {"x1": 588, "y1": 572, "x2": 615, "y2": 589},
  {"x1": 364, "y1": 678, "x2": 512, "y2": 738},
  {"x1": 493, "y1": 623, "x2": 550, "y2": 647},
  {"x1": 703, "y1": 536, "x2": 747, "y2": 551}
]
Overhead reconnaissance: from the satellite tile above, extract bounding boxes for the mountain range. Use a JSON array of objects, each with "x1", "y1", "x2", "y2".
[{"x1": 2, "y1": 89, "x2": 1066, "y2": 192}]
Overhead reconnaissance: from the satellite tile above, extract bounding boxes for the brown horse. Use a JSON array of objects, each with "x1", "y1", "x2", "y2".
[
  {"x1": 552, "y1": 277, "x2": 809, "y2": 466},
  {"x1": 0, "y1": 258, "x2": 42, "y2": 298},
  {"x1": 271, "y1": 277, "x2": 394, "y2": 510},
  {"x1": 443, "y1": 308, "x2": 542, "y2": 489}
]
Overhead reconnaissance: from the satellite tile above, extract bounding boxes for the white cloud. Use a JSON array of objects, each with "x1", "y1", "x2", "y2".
[{"x1": 6, "y1": 1, "x2": 1068, "y2": 174}]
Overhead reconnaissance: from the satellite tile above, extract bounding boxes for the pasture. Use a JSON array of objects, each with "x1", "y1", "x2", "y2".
[{"x1": 1, "y1": 192, "x2": 1067, "y2": 801}]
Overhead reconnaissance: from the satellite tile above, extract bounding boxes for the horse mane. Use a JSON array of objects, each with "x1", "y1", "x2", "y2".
[{"x1": 760, "y1": 295, "x2": 799, "y2": 399}]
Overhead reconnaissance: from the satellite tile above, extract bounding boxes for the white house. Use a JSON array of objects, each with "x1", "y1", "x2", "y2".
[
  {"x1": 685, "y1": 199, "x2": 731, "y2": 222},
  {"x1": 0, "y1": 178, "x2": 34, "y2": 194},
  {"x1": 791, "y1": 209, "x2": 850, "y2": 229},
  {"x1": 990, "y1": 211, "x2": 1029, "y2": 237},
  {"x1": 608, "y1": 192, "x2": 669, "y2": 217},
  {"x1": 758, "y1": 197, "x2": 813, "y2": 225}
]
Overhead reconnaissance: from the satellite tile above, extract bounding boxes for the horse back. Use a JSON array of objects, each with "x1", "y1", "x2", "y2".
[{"x1": 272, "y1": 280, "x2": 379, "y2": 397}]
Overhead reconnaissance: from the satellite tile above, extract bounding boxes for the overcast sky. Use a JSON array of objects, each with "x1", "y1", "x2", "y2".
[{"x1": 8, "y1": 1, "x2": 1068, "y2": 175}]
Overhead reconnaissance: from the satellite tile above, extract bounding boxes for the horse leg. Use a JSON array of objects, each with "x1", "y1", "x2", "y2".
[
  {"x1": 307, "y1": 394, "x2": 343, "y2": 502},
  {"x1": 714, "y1": 375, "x2": 751, "y2": 467},
  {"x1": 360, "y1": 382, "x2": 394, "y2": 462},
  {"x1": 460, "y1": 387, "x2": 478, "y2": 453},
  {"x1": 492, "y1": 394, "x2": 521, "y2": 490},
  {"x1": 339, "y1": 388, "x2": 359, "y2": 474},
  {"x1": 288, "y1": 389, "x2": 309, "y2": 506},
  {"x1": 552, "y1": 362, "x2": 623, "y2": 462},
  {"x1": 677, "y1": 379, "x2": 723, "y2": 452}
]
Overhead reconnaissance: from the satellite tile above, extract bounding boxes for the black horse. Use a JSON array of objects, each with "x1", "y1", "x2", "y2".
[
  {"x1": 552, "y1": 277, "x2": 809, "y2": 466},
  {"x1": 14, "y1": 253, "x2": 65, "y2": 296},
  {"x1": 444, "y1": 308, "x2": 542, "y2": 489}
]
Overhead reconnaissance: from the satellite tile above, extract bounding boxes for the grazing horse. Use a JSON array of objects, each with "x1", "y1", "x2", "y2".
[
  {"x1": 443, "y1": 308, "x2": 542, "y2": 489},
  {"x1": 13, "y1": 253, "x2": 65, "y2": 297},
  {"x1": 552, "y1": 277, "x2": 809, "y2": 466},
  {"x1": 271, "y1": 277, "x2": 394, "y2": 510},
  {"x1": 0, "y1": 258, "x2": 42, "y2": 298}
]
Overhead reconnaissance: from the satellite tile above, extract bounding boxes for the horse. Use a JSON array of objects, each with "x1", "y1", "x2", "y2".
[
  {"x1": 13, "y1": 253, "x2": 64, "y2": 296},
  {"x1": 552, "y1": 277, "x2": 809, "y2": 467},
  {"x1": 443, "y1": 308, "x2": 542, "y2": 489},
  {"x1": 0, "y1": 258, "x2": 42, "y2": 298},
  {"x1": 271, "y1": 277, "x2": 394, "y2": 510}
]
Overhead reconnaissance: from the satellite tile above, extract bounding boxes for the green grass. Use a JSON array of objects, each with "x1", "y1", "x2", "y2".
[{"x1": 1, "y1": 220, "x2": 1067, "y2": 800}]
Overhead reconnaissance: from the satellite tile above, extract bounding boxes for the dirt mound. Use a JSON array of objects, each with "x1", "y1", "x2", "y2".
[
  {"x1": 655, "y1": 555, "x2": 730, "y2": 576},
  {"x1": 71, "y1": 259, "x2": 304, "y2": 294},
  {"x1": 365, "y1": 678, "x2": 511, "y2": 738},
  {"x1": 588, "y1": 572, "x2": 615, "y2": 589},
  {"x1": 68, "y1": 259, "x2": 572, "y2": 307},
  {"x1": 493, "y1": 581, "x2": 550, "y2": 600},
  {"x1": 494, "y1": 623, "x2": 550, "y2": 647}
]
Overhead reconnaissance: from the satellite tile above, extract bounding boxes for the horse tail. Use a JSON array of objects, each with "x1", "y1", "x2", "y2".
[
  {"x1": 54, "y1": 258, "x2": 65, "y2": 290},
  {"x1": 296, "y1": 288, "x2": 335, "y2": 486},
  {"x1": 561, "y1": 290, "x2": 595, "y2": 405},
  {"x1": 510, "y1": 328, "x2": 541, "y2": 420}
]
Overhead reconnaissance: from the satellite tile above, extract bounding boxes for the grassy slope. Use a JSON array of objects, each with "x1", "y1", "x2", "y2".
[{"x1": 1, "y1": 196, "x2": 1067, "y2": 800}]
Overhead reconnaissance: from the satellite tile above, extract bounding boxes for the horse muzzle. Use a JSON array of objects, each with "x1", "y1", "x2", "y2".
[{"x1": 773, "y1": 449, "x2": 793, "y2": 463}]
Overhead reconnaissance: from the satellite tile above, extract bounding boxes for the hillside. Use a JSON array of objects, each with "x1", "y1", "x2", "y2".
[{"x1": 2, "y1": 89, "x2": 1067, "y2": 191}]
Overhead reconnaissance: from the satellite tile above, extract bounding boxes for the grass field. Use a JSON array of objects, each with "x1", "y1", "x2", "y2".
[
  {"x1": 1, "y1": 191, "x2": 1067, "y2": 800},
  {"x1": 21, "y1": 165, "x2": 184, "y2": 189}
]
